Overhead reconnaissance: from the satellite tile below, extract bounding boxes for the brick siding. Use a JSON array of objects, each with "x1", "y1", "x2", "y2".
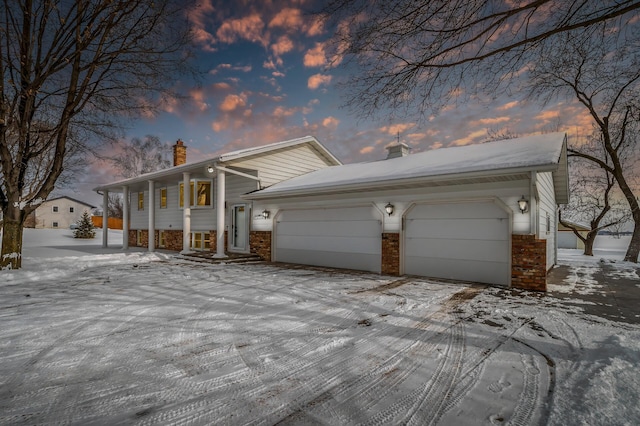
[
  {"x1": 512, "y1": 234, "x2": 547, "y2": 291},
  {"x1": 250, "y1": 231, "x2": 272, "y2": 261},
  {"x1": 381, "y1": 232, "x2": 400, "y2": 276},
  {"x1": 210, "y1": 230, "x2": 228, "y2": 253}
]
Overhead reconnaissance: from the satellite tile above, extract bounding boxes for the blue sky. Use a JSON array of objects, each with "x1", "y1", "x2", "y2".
[{"x1": 76, "y1": 0, "x2": 594, "y2": 205}]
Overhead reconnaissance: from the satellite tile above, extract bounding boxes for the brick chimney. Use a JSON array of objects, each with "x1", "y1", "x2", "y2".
[
  {"x1": 173, "y1": 139, "x2": 186, "y2": 166},
  {"x1": 386, "y1": 142, "x2": 410, "y2": 159}
]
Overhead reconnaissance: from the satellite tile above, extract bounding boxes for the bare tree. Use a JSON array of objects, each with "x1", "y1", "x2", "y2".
[
  {"x1": 528, "y1": 24, "x2": 640, "y2": 261},
  {"x1": 109, "y1": 135, "x2": 172, "y2": 179},
  {"x1": 321, "y1": 0, "x2": 640, "y2": 120},
  {"x1": 560, "y1": 156, "x2": 630, "y2": 255},
  {"x1": 0, "y1": 0, "x2": 194, "y2": 269},
  {"x1": 107, "y1": 193, "x2": 123, "y2": 219}
]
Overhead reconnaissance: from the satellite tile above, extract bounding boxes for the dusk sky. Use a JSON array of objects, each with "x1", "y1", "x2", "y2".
[{"x1": 76, "y1": 0, "x2": 594, "y2": 206}]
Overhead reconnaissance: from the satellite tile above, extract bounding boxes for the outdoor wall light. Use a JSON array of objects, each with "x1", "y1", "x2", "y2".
[
  {"x1": 261, "y1": 209, "x2": 270, "y2": 219},
  {"x1": 518, "y1": 196, "x2": 529, "y2": 214},
  {"x1": 385, "y1": 203, "x2": 395, "y2": 216},
  {"x1": 206, "y1": 165, "x2": 215, "y2": 174}
]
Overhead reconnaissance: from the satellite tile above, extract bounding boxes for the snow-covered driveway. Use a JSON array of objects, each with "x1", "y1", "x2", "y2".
[{"x1": 1, "y1": 252, "x2": 639, "y2": 425}]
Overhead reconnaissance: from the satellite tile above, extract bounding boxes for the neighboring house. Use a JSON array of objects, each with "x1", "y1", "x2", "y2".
[
  {"x1": 94, "y1": 136, "x2": 341, "y2": 257},
  {"x1": 558, "y1": 221, "x2": 590, "y2": 250},
  {"x1": 96, "y1": 133, "x2": 569, "y2": 292},
  {"x1": 24, "y1": 196, "x2": 96, "y2": 229}
]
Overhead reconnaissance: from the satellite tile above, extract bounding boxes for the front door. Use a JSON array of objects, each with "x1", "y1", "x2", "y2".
[{"x1": 230, "y1": 204, "x2": 248, "y2": 252}]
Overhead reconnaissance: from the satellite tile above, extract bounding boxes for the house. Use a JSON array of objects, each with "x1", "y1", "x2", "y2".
[
  {"x1": 24, "y1": 196, "x2": 96, "y2": 229},
  {"x1": 96, "y1": 133, "x2": 569, "y2": 292},
  {"x1": 93, "y1": 136, "x2": 341, "y2": 257},
  {"x1": 558, "y1": 220, "x2": 590, "y2": 250},
  {"x1": 244, "y1": 133, "x2": 569, "y2": 291}
]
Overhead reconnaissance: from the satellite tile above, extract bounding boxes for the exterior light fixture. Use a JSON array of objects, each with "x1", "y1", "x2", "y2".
[
  {"x1": 385, "y1": 203, "x2": 394, "y2": 216},
  {"x1": 518, "y1": 196, "x2": 529, "y2": 214},
  {"x1": 261, "y1": 209, "x2": 270, "y2": 219},
  {"x1": 206, "y1": 165, "x2": 215, "y2": 174}
]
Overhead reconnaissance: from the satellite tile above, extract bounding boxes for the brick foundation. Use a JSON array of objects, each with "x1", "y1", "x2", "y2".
[
  {"x1": 250, "y1": 231, "x2": 272, "y2": 261},
  {"x1": 129, "y1": 229, "x2": 149, "y2": 248},
  {"x1": 157, "y1": 230, "x2": 183, "y2": 251},
  {"x1": 381, "y1": 233, "x2": 400, "y2": 276},
  {"x1": 512, "y1": 234, "x2": 547, "y2": 291},
  {"x1": 210, "y1": 230, "x2": 228, "y2": 253}
]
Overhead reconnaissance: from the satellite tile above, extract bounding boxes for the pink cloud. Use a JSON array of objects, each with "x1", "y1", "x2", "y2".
[
  {"x1": 472, "y1": 116, "x2": 511, "y2": 126},
  {"x1": 322, "y1": 116, "x2": 340, "y2": 130},
  {"x1": 219, "y1": 93, "x2": 247, "y2": 112},
  {"x1": 308, "y1": 74, "x2": 332, "y2": 90},
  {"x1": 359, "y1": 146, "x2": 375, "y2": 154},
  {"x1": 304, "y1": 43, "x2": 328, "y2": 67},
  {"x1": 271, "y1": 35, "x2": 294, "y2": 57},
  {"x1": 269, "y1": 8, "x2": 325, "y2": 36},
  {"x1": 379, "y1": 123, "x2": 415, "y2": 135},
  {"x1": 497, "y1": 101, "x2": 519, "y2": 111},
  {"x1": 189, "y1": 89, "x2": 210, "y2": 112},
  {"x1": 186, "y1": 0, "x2": 217, "y2": 51},
  {"x1": 217, "y1": 14, "x2": 267, "y2": 47}
]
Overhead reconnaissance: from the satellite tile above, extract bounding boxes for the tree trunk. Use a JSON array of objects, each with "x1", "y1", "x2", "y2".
[
  {"x1": 625, "y1": 219, "x2": 640, "y2": 263},
  {"x1": 1, "y1": 214, "x2": 25, "y2": 270},
  {"x1": 583, "y1": 233, "x2": 596, "y2": 256}
]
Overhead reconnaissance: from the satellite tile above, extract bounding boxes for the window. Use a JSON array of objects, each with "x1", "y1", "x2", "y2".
[
  {"x1": 52, "y1": 222, "x2": 59, "y2": 228},
  {"x1": 189, "y1": 232, "x2": 210, "y2": 251},
  {"x1": 69, "y1": 207, "x2": 74, "y2": 213},
  {"x1": 160, "y1": 188, "x2": 167, "y2": 209},
  {"x1": 136, "y1": 230, "x2": 143, "y2": 246},
  {"x1": 52, "y1": 206, "x2": 59, "y2": 213},
  {"x1": 159, "y1": 230, "x2": 166, "y2": 248},
  {"x1": 138, "y1": 192, "x2": 144, "y2": 210},
  {"x1": 179, "y1": 180, "x2": 212, "y2": 208}
]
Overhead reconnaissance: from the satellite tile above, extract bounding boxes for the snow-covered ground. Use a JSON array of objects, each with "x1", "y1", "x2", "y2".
[{"x1": 0, "y1": 230, "x2": 638, "y2": 425}]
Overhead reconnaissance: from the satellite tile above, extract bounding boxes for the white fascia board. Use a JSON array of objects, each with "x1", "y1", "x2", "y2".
[{"x1": 244, "y1": 164, "x2": 558, "y2": 200}]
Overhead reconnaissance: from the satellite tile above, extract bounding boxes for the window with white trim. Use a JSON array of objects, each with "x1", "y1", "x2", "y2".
[
  {"x1": 69, "y1": 207, "x2": 74, "y2": 213},
  {"x1": 52, "y1": 221, "x2": 59, "y2": 228},
  {"x1": 160, "y1": 187, "x2": 167, "y2": 209},
  {"x1": 189, "y1": 232, "x2": 210, "y2": 251},
  {"x1": 179, "y1": 180, "x2": 213, "y2": 208},
  {"x1": 159, "y1": 230, "x2": 166, "y2": 248},
  {"x1": 138, "y1": 193, "x2": 144, "y2": 210},
  {"x1": 52, "y1": 206, "x2": 59, "y2": 213}
]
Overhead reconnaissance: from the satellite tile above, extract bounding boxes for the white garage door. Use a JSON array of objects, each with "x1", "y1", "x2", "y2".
[
  {"x1": 275, "y1": 206, "x2": 382, "y2": 273},
  {"x1": 405, "y1": 201, "x2": 510, "y2": 286}
]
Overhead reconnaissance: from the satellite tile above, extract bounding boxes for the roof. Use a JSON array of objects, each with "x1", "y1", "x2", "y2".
[
  {"x1": 44, "y1": 196, "x2": 96, "y2": 209},
  {"x1": 559, "y1": 220, "x2": 590, "y2": 231},
  {"x1": 245, "y1": 133, "x2": 569, "y2": 202},
  {"x1": 93, "y1": 136, "x2": 341, "y2": 193}
]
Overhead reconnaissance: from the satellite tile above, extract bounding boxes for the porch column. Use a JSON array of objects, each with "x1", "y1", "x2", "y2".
[
  {"x1": 102, "y1": 190, "x2": 108, "y2": 248},
  {"x1": 213, "y1": 167, "x2": 227, "y2": 258},
  {"x1": 181, "y1": 172, "x2": 192, "y2": 254},
  {"x1": 122, "y1": 186, "x2": 129, "y2": 250},
  {"x1": 148, "y1": 180, "x2": 155, "y2": 252}
]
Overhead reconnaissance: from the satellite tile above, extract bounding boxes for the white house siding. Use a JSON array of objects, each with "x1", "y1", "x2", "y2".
[
  {"x1": 536, "y1": 171, "x2": 557, "y2": 270},
  {"x1": 229, "y1": 144, "x2": 334, "y2": 188},
  {"x1": 129, "y1": 173, "x2": 259, "y2": 232},
  {"x1": 34, "y1": 198, "x2": 93, "y2": 229}
]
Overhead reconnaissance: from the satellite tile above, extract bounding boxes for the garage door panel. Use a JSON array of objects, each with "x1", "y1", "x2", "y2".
[
  {"x1": 275, "y1": 206, "x2": 382, "y2": 273},
  {"x1": 277, "y1": 248, "x2": 379, "y2": 272},
  {"x1": 278, "y1": 235, "x2": 381, "y2": 254},
  {"x1": 406, "y1": 218, "x2": 509, "y2": 240},
  {"x1": 405, "y1": 201, "x2": 510, "y2": 286},
  {"x1": 405, "y1": 256, "x2": 510, "y2": 285},
  {"x1": 410, "y1": 202, "x2": 508, "y2": 220},
  {"x1": 279, "y1": 206, "x2": 378, "y2": 222},
  {"x1": 277, "y1": 220, "x2": 380, "y2": 238},
  {"x1": 405, "y1": 238, "x2": 508, "y2": 262}
]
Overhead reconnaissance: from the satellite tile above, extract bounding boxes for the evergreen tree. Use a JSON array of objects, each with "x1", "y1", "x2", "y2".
[{"x1": 74, "y1": 211, "x2": 95, "y2": 239}]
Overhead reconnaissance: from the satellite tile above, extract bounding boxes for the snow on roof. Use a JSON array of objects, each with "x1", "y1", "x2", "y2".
[
  {"x1": 94, "y1": 135, "x2": 340, "y2": 192},
  {"x1": 249, "y1": 133, "x2": 567, "y2": 198}
]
